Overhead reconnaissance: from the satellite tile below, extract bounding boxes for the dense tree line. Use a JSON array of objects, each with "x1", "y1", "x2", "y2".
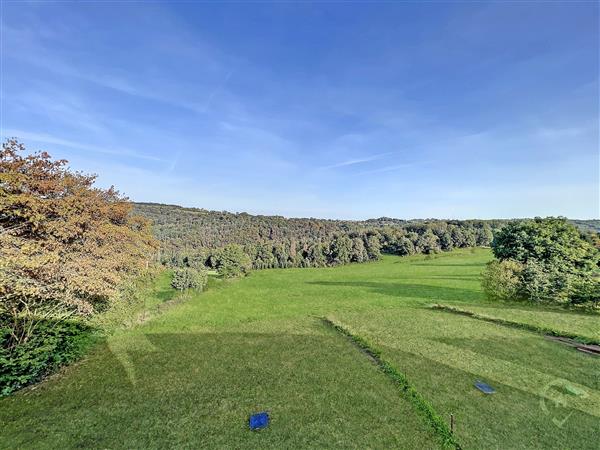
[
  {"x1": 569, "y1": 219, "x2": 600, "y2": 234},
  {"x1": 134, "y1": 203, "x2": 505, "y2": 272},
  {"x1": 135, "y1": 204, "x2": 600, "y2": 275},
  {"x1": 482, "y1": 217, "x2": 600, "y2": 308}
]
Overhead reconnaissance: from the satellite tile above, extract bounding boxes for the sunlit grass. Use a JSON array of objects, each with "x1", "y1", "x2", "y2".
[
  {"x1": 1, "y1": 249, "x2": 598, "y2": 449},
  {"x1": 331, "y1": 308, "x2": 599, "y2": 449},
  {"x1": 434, "y1": 303, "x2": 600, "y2": 343}
]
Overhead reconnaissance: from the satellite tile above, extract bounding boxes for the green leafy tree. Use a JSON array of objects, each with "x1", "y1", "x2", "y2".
[
  {"x1": 520, "y1": 260, "x2": 572, "y2": 304},
  {"x1": 252, "y1": 243, "x2": 276, "y2": 269},
  {"x1": 308, "y1": 242, "x2": 327, "y2": 267},
  {"x1": 450, "y1": 227, "x2": 468, "y2": 248},
  {"x1": 481, "y1": 260, "x2": 524, "y2": 301},
  {"x1": 416, "y1": 229, "x2": 440, "y2": 254},
  {"x1": 492, "y1": 217, "x2": 598, "y2": 271},
  {"x1": 365, "y1": 234, "x2": 382, "y2": 260},
  {"x1": 329, "y1": 235, "x2": 353, "y2": 265},
  {"x1": 272, "y1": 242, "x2": 289, "y2": 268},
  {"x1": 475, "y1": 224, "x2": 494, "y2": 246},
  {"x1": 490, "y1": 217, "x2": 600, "y2": 306},
  {"x1": 350, "y1": 237, "x2": 368, "y2": 263},
  {"x1": 570, "y1": 276, "x2": 600, "y2": 308},
  {"x1": 184, "y1": 251, "x2": 208, "y2": 270},
  {"x1": 287, "y1": 239, "x2": 299, "y2": 267},
  {"x1": 171, "y1": 268, "x2": 208, "y2": 291},
  {"x1": 396, "y1": 236, "x2": 416, "y2": 256},
  {"x1": 437, "y1": 229, "x2": 454, "y2": 251},
  {"x1": 213, "y1": 244, "x2": 252, "y2": 278}
]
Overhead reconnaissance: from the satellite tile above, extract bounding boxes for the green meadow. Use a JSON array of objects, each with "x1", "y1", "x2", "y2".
[{"x1": 1, "y1": 248, "x2": 598, "y2": 449}]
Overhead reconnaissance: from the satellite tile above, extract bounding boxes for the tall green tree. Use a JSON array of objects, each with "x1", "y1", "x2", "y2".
[
  {"x1": 487, "y1": 217, "x2": 600, "y2": 305},
  {"x1": 213, "y1": 244, "x2": 252, "y2": 278},
  {"x1": 493, "y1": 217, "x2": 598, "y2": 271},
  {"x1": 329, "y1": 235, "x2": 353, "y2": 265},
  {"x1": 350, "y1": 237, "x2": 368, "y2": 263},
  {"x1": 416, "y1": 229, "x2": 440, "y2": 254}
]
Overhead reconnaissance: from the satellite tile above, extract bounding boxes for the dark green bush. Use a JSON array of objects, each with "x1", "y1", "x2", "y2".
[
  {"x1": 492, "y1": 217, "x2": 598, "y2": 271},
  {"x1": 569, "y1": 277, "x2": 600, "y2": 308},
  {"x1": 489, "y1": 217, "x2": 600, "y2": 307},
  {"x1": 520, "y1": 259, "x2": 572, "y2": 304},
  {"x1": 0, "y1": 316, "x2": 95, "y2": 396},
  {"x1": 212, "y1": 245, "x2": 252, "y2": 278},
  {"x1": 481, "y1": 259, "x2": 524, "y2": 301},
  {"x1": 171, "y1": 267, "x2": 208, "y2": 290}
]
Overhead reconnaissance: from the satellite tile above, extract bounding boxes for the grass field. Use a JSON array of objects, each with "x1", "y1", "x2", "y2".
[{"x1": 1, "y1": 249, "x2": 598, "y2": 449}]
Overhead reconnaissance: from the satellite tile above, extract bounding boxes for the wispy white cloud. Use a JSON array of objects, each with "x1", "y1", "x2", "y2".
[
  {"x1": 1, "y1": 18, "x2": 235, "y2": 116},
  {"x1": 8, "y1": 52, "x2": 211, "y2": 114},
  {"x1": 2, "y1": 129, "x2": 166, "y2": 163},
  {"x1": 204, "y1": 69, "x2": 235, "y2": 112},
  {"x1": 2, "y1": 2, "x2": 597, "y2": 219},
  {"x1": 535, "y1": 126, "x2": 590, "y2": 140},
  {"x1": 9, "y1": 87, "x2": 109, "y2": 135},
  {"x1": 358, "y1": 161, "x2": 433, "y2": 175},
  {"x1": 166, "y1": 150, "x2": 182, "y2": 174},
  {"x1": 319, "y1": 152, "x2": 393, "y2": 170}
]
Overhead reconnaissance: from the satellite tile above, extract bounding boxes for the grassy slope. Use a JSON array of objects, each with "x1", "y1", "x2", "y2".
[
  {"x1": 433, "y1": 303, "x2": 600, "y2": 342},
  {"x1": 1, "y1": 249, "x2": 598, "y2": 449},
  {"x1": 331, "y1": 309, "x2": 599, "y2": 449}
]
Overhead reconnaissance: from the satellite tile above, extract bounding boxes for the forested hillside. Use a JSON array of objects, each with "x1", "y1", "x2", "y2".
[
  {"x1": 570, "y1": 219, "x2": 600, "y2": 234},
  {"x1": 133, "y1": 203, "x2": 504, "y2": 269}
]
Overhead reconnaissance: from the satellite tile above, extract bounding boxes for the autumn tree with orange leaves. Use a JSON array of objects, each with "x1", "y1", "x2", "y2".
[{"x1": 0, "y1": 139, "x2": 157, "y2": 346}]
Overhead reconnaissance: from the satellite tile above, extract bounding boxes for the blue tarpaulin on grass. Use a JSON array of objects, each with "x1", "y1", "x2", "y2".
[
  {"x1": 474, "y1": 380, "x2": 496, "y2": 394},
  {"x1": 249, "y1": 412, "x2": 269, "y2": 430}
]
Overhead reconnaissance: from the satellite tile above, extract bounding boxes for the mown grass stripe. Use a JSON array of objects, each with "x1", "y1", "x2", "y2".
[
  {"x1": 430, "y1": 304, "x2": 599, "y2": 345},
  {"x1": 322, "y1": 317, "x2": 462, "y2": 450}
]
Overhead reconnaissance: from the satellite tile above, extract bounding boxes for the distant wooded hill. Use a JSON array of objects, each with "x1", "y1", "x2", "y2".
[
  {"x1": 569, "y1": 219, "x2": 600, "y2": 234},
  {"x1": 133, "y1": 202, "x2": 599, "y2": 269},
  {"x1": 132, "y1": 203, "x2": 482, "y2": 266}
]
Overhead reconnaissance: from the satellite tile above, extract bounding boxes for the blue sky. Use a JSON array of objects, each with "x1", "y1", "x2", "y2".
[{"x1": 2, "y1": 1, "x2": 598, "y2": 219}]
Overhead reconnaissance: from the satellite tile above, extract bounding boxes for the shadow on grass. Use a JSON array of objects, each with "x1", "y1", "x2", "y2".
[
  {"x1": 307, "y1": 281, "x2": 483, "y2": 303},
  {"x1": 419, "y1": 275, "x2": 481, "y2": 281},
  {"x1": 153, "y1": 284, "x2": 178, "y2": 303},
  {"x1": 377, "y1": 345, "x2": 600, "y2": 450},
  {"x1": 446, "y1": 301, "x2": 600, "y2": 318},
  {"x1": 430, "y1": 335, "x2": 600, "y2": 391},
  {"x1": 410, "y1": 263, "x2": 486, "y2": 267},
  {"x1": 0, "y1": 331, "x2": 439, "y2": 449}
]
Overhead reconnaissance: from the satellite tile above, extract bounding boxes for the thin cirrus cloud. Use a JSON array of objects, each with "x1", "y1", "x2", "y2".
[
  {"x1": 3, "y1": 129, "x2": 167, "y2": 163},
  {"x1": 11, "y1": 51, "x2": 212, "y2": 115},
  {"x1": 1, "y1": 21, "x2": 232, "y2": 116},
  {"x1": 357, "y1": 161, "x2": 434, "y2": 175},
  {"x1": 319, "y1": 152, "x2": 394, "y2": 170},
  {"x1": 1, "y1": 2, "x2": 598, "y2": 219}
]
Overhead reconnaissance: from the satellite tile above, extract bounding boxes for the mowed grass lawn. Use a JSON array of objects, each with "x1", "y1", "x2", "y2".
[{"x1": 1, "y1": 249, "x2": 599, "y2": 449}]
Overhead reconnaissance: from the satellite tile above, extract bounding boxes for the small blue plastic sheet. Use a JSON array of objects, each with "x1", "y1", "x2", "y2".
[
  {"x1": 249, "y1": 412, "x2": 269, "y2": 430},
  {"x1": 474, "y1": 380, "x2": 496, "y2": 394}
]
